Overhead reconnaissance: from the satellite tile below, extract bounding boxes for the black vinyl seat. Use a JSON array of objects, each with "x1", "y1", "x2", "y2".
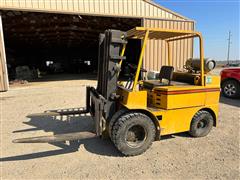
[
  {"x1": 159, "y1": 66, "x2": 174, "y2": 85},
  {"x1": 143, "y1": 66, "x2": 174, "y2": 89}
]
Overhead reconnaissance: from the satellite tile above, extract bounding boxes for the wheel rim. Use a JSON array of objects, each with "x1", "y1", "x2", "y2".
[
  {"x1": 125, "y1": 125, "x2": 147, "y2": 148},
  {"x1": 197, "y1": 119, "x2": 208, "y2": 129},
  {"x1": 224, "y1": 83, "x2": 236, "y2": 96}
]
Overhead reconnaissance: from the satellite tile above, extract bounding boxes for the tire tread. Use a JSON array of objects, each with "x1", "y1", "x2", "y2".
[
  {"x1": 112, "y1": 112, "x2": 156, "y2": 156},
  {"x1": 189, "y1": 110, "x2": 213, "y2": 137}
]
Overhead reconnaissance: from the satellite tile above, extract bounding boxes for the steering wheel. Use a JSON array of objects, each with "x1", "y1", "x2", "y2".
[{"x1": 126, "y1": 63, "x2": 147, "y2": 73}]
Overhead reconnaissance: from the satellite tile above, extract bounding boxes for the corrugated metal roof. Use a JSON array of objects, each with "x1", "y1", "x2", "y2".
[
  {"x1": 0, "y1": 0, "x2": 190, "y2": 20},
  {"x1": 143, "y1": 0, "x2": 190, "y2": 20}
]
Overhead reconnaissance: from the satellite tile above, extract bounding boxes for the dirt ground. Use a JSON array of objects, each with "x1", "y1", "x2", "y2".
[{"x1": 1, "y1": 74, "x2": 239, "y2": 180}]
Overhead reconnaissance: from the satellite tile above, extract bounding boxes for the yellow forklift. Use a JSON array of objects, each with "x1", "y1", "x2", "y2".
[{"x1": 14, "y1": 27, "x2": 220, "y2": 156}]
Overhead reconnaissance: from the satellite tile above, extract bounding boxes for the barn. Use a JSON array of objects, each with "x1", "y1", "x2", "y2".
[{"x1": 0, "y1": 0, "x2": 194, "y2": 91}]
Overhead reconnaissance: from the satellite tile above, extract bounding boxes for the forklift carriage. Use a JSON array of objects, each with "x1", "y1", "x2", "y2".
[{"x1": 14, "y1": 27, "x2": 220, "y2": 156}]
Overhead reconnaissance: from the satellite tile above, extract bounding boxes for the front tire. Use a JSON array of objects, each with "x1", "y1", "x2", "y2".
[
  {"x1": 112, "y1": 112, "x2": 156, "y2": 156},
  {"x1": 189, "y1": 110, "x2": 214, "y2": 137},
  {"x1": 222, "y1": 79, "x2": 240, "y2": 98},
  {"x1": 108, "y1": 108, "x2": 128, "y2": 141}
]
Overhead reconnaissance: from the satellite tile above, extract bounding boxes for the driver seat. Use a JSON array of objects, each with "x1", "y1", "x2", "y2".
[
  {"x1": 143, "y1": 66, "x2": 174, "y2": 90},
  {"x1": 159, "y1": 66, "x2": 174, "y2": 85}
]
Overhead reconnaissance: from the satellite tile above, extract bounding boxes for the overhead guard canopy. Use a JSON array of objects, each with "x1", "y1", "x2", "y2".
[
  {"x1": 127, "y1": 27, "x2": 201, "y2": 41},
  {"x1": 126, "y1": 27, "x2": 205, "y2": 88}
]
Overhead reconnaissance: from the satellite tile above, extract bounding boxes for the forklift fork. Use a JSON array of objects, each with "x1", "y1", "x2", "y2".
[
  {"x1": 13, "y1": 132, "x2": 96, "y2": 143},
  {"x1": 13, "y1": 87, "x2": 95, "y2": 144}
]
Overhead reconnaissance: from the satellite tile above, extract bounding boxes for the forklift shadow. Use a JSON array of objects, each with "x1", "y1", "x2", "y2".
[
  {"x1": 220, "y1": 96, "x2": 240, "y2": 107},
  {"x1": 1, "y1": 109, "x2": 193, "y2": 162},
  {"x1": 0, "y1": 110, "x2": 122, "y2": 162},
  {"x1": 160, "y1": 132, "x2": 191, "y2": 140}
]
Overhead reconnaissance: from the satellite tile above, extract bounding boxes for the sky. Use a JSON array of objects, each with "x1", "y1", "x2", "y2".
[{"x1": 154, "y1": 0, "x2": 239, "y2": 61}]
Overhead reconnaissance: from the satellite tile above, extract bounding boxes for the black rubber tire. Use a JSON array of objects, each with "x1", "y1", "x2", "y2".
[
  {"x1": 108, "y1": 108, "x2": 128, "y2": 141},
  {"x1": 222, "y1": 79, "x2": 240, "y2": 98},
  {"x1": 189, "y1": 110, "x2": 214, "y2": 137},
  {"x1": 112, "y1": 112, "x2": 156, "y2": 156}
]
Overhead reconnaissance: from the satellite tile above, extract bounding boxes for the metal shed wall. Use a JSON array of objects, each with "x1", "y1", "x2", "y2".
[
  {"x1": 143, "y1": 18, "x2": 194, "y2": 71},
  {"x1": 0, "y1": 0, "x2": 194, "y2": 91},
  {"x1": 0, "y1": 0, "x2": 187, "y2": 20}
]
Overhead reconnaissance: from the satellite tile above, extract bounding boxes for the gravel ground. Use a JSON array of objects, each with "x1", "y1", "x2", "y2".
[{"x1": 1, "y1": 75, "x2": 239, "y2": 179}]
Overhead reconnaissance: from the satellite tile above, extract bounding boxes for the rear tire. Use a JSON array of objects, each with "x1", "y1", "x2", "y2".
[
  {"x1": 222, "y1": 79, "x2": 240, "y2": 98},
  {"x1": 189, "y1": 110, "x2": 214, "y2": 137},
  {"x1": 112, "y1": 112, "x2": 156, "y2": 156}
]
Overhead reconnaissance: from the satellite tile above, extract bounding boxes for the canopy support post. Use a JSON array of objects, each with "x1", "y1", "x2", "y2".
[{"x1": 133, "y1": 30, "x2": 149, "y2": 91}]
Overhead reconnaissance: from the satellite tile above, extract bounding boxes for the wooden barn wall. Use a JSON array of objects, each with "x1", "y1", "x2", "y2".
[{"x1": 143, "y1": 19, "x2": 194, "y2": 71}]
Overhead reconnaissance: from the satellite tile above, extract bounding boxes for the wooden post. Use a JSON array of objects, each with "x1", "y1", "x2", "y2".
[{"x1": 0, "y1": 15, "x2": 9, "y2": 92}]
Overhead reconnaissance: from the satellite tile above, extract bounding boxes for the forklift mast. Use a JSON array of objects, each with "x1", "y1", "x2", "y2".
[
  {"x1": 88, "y1": 30, "x2": 127, "y2": 135},
  {"x1": 97, "y1": 30, "x2": 127, "y2": 99}
]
